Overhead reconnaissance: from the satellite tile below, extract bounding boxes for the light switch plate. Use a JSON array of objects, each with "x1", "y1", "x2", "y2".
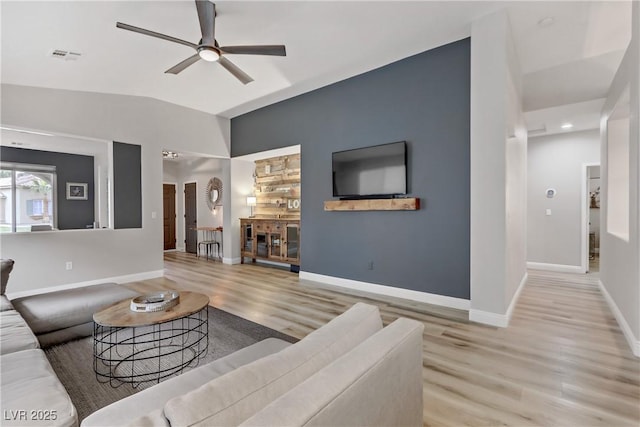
[{"x1": 546, "y1": 209, "x2": 552, "y2": 216}]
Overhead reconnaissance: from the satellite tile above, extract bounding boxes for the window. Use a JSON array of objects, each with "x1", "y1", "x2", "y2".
[
  {"x1": 0, "y1": 162, "x2": 56, "y2": 233},
  {"x1": 27, "y1": 199, "x2": 53, "y2": 217},
  {"x1": 606, "y1": 86, "x2": 630, "y2": 241}
]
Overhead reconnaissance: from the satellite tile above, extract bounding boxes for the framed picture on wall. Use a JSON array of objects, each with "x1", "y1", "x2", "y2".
[{"x1": 66, "y1": 182, "x2": 88, "y2": 200}]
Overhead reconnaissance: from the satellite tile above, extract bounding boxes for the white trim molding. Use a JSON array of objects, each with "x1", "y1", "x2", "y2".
[
  {"x1": 470, "y1": 272, "x2": 528, "y2": 328},
  {"x1": 581, "y1": 163, "x2": 600, "y2": 274},
  {"x1": 299, "y1": 271, "x2": 470, "y2": 311},
  {"x1": 598, "y1": 280, "x2": 640, "y2": 357},
  {"x1": 223, "y1": 257, "x2": 242, "y2": 265},
  {"x1": 469, "y1": 309, "x2": 509, "y2": 328},
  {"x1": 6, "y1": 270, "x2": 164, "y2": 299},
  {"x1": 527, "y1": 262, "x2": 584, "y2": 274},
  {"x1": 506, "y1": 272, "x2": 528, "y2": 322}
]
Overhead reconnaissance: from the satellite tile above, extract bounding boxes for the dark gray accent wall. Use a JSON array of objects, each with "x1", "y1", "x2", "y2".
[
  {"x1": 113, "y1": 141, "x2": 142, "y2": 229},
  {"x1": 232, "y1": 39, "x2": 470, "y2": 299},
  {"x1": 0, "y1": 146, "x2": 95, "y2": 230}
]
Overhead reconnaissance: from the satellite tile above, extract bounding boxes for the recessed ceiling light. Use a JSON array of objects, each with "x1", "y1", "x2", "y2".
[
  {"x1": 537, "y1": 17, "x2": 555, "y2": 28},
  {"x1": 162, "y1": 150, "x2": 179, "y2": 159},
  {"x1": 561, "y1": 123, "x2": 573, "y2": 130}
]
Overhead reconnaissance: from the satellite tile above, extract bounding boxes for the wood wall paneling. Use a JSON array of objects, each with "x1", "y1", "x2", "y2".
[{"x1": 254, "y1": 154, "x2": 301, "y2": 219}]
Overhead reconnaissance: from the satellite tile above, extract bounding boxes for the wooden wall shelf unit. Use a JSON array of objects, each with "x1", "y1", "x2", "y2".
[
  {"x1": 240, "y1": 218, "x2": 300, "y2": 266},
  {"x1": 324, "y1": 198, "x2": 420, "y2": 212},
  {"x1": 254, "y1": 154, "x2": 301, "y2": 218}
]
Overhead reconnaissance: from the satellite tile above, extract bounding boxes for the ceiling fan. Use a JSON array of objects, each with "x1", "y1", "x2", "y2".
[{"x1": 116, "y1": 0, "x2": 286, "y2": 85}]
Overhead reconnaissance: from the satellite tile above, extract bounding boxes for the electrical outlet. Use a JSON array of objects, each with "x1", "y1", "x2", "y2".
[
  {"x1": 367, "y1": 261, "x2": 374, "y2": 270},
  {"x1": 65, "y1": 261, "x2": 73, "y2": 270}
]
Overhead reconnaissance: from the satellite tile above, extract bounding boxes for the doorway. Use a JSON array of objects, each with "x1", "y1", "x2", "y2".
[
  {"x1": 586, "y1": 165, "x2": 601, "y2": 273},
  {"x1": 184, "y1": 182, "x2": 197, "y2": 254},
  {"x1": 163, "y1": 183, "x2": 176, "y2": 250}
]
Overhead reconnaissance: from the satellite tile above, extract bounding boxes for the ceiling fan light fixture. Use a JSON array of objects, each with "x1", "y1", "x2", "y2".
[{"x1": 198, "y1": 46, "x2": 219, "y2": 62}]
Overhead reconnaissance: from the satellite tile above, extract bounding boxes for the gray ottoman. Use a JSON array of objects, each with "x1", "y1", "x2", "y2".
[{"x1": 12, "y1": 283, "x2": 139, "y2": 347}]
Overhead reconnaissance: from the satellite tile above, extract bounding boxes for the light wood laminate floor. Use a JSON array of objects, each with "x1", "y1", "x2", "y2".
[{"x1": 124, "y1": 252, "x2": 639, "y2": 426}]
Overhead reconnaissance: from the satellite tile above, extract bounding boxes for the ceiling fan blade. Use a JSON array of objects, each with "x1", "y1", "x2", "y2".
[
  {"x1": 218, "y1": 56, "x2": 253, "y2": 85},
  {"x1": 116, "y1": 22, "x2": 198, "y2": 50},
  {"x1": 165, "y1": 54, "x2": 201, "y2": 74},
  {"x1": 220, "y1": 45, "x2": 286, "y2": 56},
  {"x1": 195, "y1": 0, "x2": 216, "y2": 45}
]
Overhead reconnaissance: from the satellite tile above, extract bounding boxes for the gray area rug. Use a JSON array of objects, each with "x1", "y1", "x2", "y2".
[{"x1": 44, "y1": 306, "x2": 297, "y2": 423}]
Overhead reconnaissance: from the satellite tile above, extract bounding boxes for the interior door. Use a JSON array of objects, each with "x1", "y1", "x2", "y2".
[
  {"x1": 163, "y1": 184, "x2": 176, "y2": 250},
  {"x1": 185, "y1": 182, "x2": 197, "y2": 254}
]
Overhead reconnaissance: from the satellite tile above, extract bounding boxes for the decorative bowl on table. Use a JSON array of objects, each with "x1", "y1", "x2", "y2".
[{"x1": 130, "y1": 290, "x2": 180, "y2": 312}]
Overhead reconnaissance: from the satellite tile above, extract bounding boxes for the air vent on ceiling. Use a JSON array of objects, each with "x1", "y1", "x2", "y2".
[
  {"x1": 527, "y1": 125, "x2": 547, "y2": 136},
  {"x1": 48, "y1": 49, "x2": 82, "y2": 61}
]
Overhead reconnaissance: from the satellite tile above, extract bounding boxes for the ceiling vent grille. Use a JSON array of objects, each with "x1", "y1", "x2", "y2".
[
  {"x1": 527, "y1": 125, "x2": 547, "y2": 136},
  {"x1": 48, "y1": 49, "x2": 82, "y2": 61}
]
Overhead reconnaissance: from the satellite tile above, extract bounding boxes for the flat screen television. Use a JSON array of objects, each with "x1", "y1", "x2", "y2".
[{"x1": 332, "y1": 141, "x2": 407, "y2": 199}]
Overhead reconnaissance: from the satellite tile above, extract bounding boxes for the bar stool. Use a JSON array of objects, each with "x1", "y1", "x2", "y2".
[{"x1": 198, "y1": 240, "x2": 220, "y2": 260}]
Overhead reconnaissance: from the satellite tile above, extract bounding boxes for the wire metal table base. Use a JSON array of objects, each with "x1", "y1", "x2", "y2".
[{"x1": 93, "y1": 307, "x2": 208, "y2": 388}]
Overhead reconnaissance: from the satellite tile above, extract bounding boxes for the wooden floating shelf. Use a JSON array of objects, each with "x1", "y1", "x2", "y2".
[{"x1": 324, "y1": 198, "x2": 420, "y2": 212}]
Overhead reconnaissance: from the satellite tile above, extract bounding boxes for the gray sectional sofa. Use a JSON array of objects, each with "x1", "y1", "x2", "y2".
[
  {"x1": 0, "y1": 259, "x2": 137, "y2": 427},
  {"x1": 83, "y1": 302, "x2": 424, "y2": 427},
  {"x1": 2, "y1": 258, "x2": 425, "y2": 426},
  {"x1": 1, "y1": 259, "x2": 77, "y2": 427}
]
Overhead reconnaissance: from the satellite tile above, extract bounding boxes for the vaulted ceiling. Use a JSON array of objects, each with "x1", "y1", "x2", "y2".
[{"x1": 1, "y1": 1, "x2": 632, "y2": 135}]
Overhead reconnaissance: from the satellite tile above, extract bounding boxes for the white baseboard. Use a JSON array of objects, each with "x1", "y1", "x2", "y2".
[
  {"x1": 469, "y1": 309, "x2": 509, "y2": 327},
  {"x1": 299, "y1": 271, "x2": 470, "y2": 311},
  {"x1": 598, "y1": 279, "x2": 640, "y2": 357},
  {"x1": 506, "y1": 272, "x2": 528, "y2": 321},
  {"x1": 527, "y1": 262, "x2": 584, "y2": 274},
  {"x1": 223, "y1": 257, "x2": 242, "y2": 265},
  {"x1": 470, "y1": 272, "x2": 528, "y2": 328},
  {"x1": 6, "y1": 270, "x2": 164, "y2": 299}
]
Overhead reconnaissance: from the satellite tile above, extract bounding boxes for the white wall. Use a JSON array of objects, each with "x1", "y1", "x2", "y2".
[
  {"x1": 227, "y1": 158, "x2": 256, "y2": 263},
  {"x1": 599, "y1": 0, "x2": 640, "y2": 357},
  {"x1": 470, "y1": 9, "x2": 527, "y2": 327},
  {"x1": 505, "y1": 34, "x2": 528, "y2": 317},
  {"x1": 0, "y1": 84, "x2": 230, "y2": 294},
  {"x1": 527, "y1": 129, "x2": 600, "y2": 270}
]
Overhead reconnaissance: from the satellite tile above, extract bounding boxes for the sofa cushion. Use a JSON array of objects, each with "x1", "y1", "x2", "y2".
[
  {"x1": 1, "y1": 349, "x2": 77, "y2": 427},
  {"x1": 0, "y1": 310, "x2": 40, "y2": 355},
  {"x1": 1, "y1": 259, "x2": 15, "y2": 295},
  {"x1": 12, "y1": 283, "x2": 138, "y2": 335},
  {"x1": 164, "y1": 302, "x2": 383, "y2": 427},
  {"x1": 81, "y1": 338, "x2": 292, "y2": 427},
  {"x1": 240, "y1": 317, "x2": 425, "y2": 427},
  {"x1": 124, "y1": 409, "x2": 168, "y2": 427}
]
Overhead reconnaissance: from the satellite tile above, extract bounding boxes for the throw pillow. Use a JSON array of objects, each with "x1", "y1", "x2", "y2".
[{"x1": 1, "y1": 259, "x2": 15, "y2": 295}]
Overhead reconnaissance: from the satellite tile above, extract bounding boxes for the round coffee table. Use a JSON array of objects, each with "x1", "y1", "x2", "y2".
[{"x1": 93, "y1": 291, "x2": 209, "y2": 387}]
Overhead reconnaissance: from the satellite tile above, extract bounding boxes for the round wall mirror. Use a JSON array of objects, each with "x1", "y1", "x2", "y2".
[{"x1": 206, "y1": 177, "x2": 223, "y2": 211}]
